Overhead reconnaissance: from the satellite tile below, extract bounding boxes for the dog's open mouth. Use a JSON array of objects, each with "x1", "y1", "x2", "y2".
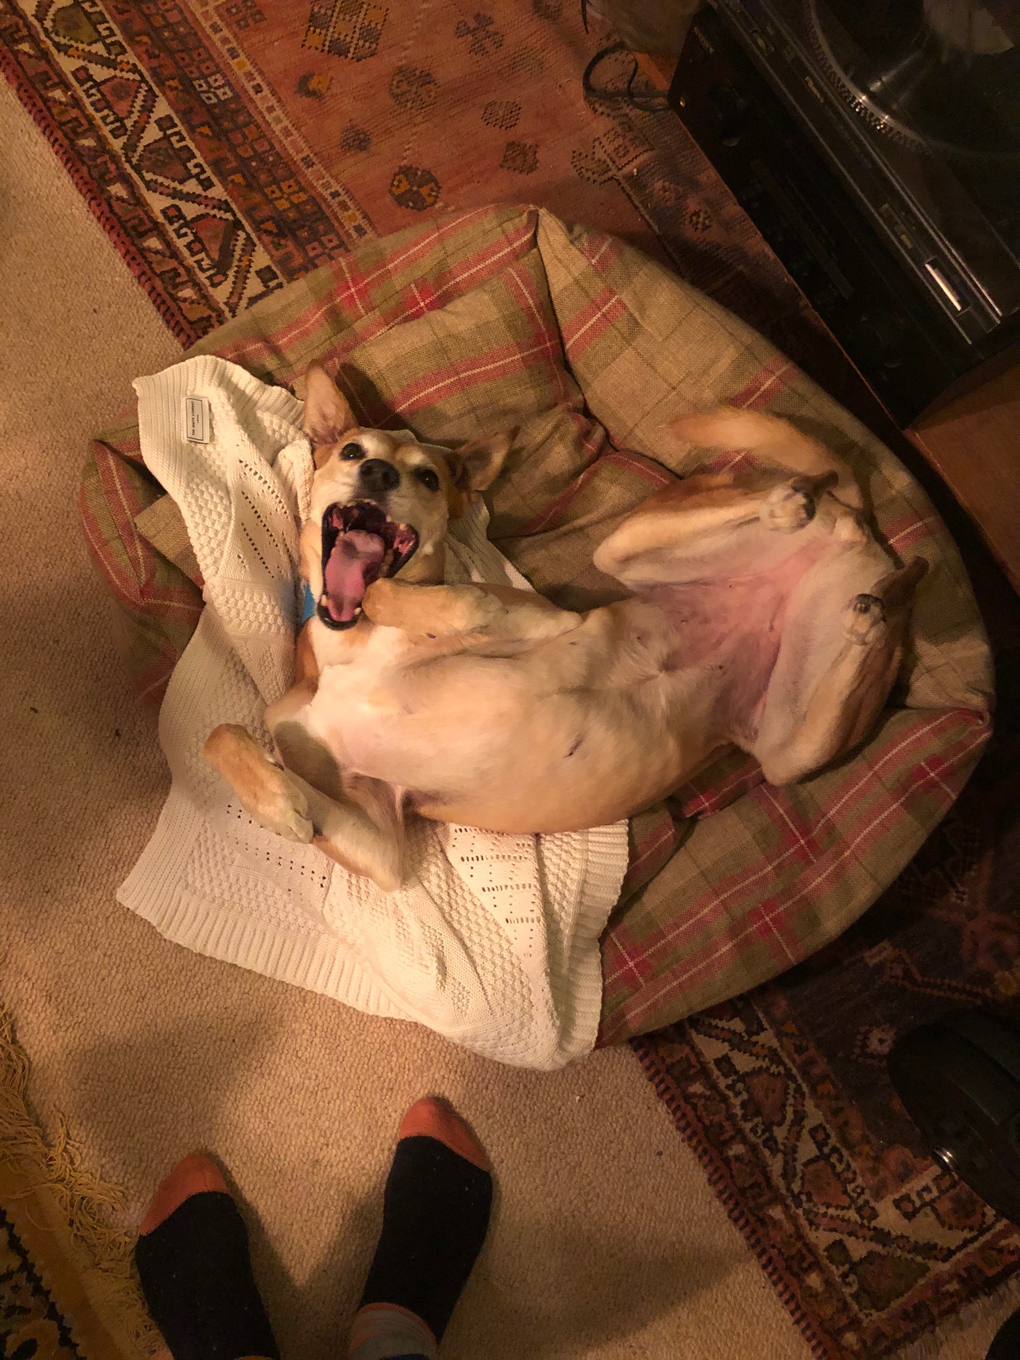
[{"x1": 317, "y1": 501, "x2": 419, "y2": 630}]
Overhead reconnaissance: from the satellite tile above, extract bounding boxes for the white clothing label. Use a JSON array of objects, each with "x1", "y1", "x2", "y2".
[{"x1": 183, "y1": 395, "x2": 210, "y2": 444}]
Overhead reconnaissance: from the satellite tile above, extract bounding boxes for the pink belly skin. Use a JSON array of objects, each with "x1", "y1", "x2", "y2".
[{"x1": 640, "y1": 540, "x2": 827, "y2": 740}]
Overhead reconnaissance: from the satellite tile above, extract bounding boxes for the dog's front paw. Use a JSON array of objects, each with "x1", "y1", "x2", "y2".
[
  {"x1": 362, "y1": 577, "x2": 413, "y2": 627},
  {"x1": 444, "y1": 586, "x2": 508, "y2": 634},
  {"x1": 761, "y1": 481, "x2": 815, "y2": 533},
  {"x1": 364, "y1": 580, "x2": 507, "y2": 636},
  {"x1": 844, "y1": 592, "x2": 886, "y2": 645}
]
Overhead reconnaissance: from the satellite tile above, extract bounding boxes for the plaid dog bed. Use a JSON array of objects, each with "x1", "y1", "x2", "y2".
[{"x1": 80, "y1": 205, "x2": 993, "y2": 1042}]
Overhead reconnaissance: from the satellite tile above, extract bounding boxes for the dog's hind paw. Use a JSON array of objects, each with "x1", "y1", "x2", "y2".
[
  {"x1": 761, "y1": 481, "x2": 815, "y2": 533},
  {"x1": 255, "y1": 772, "x2": 315, "y2": 843}
]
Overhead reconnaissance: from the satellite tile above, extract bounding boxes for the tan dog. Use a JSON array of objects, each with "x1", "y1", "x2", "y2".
[{"x1": 205, "y1": 365, "x2": 926, "y2": 890}]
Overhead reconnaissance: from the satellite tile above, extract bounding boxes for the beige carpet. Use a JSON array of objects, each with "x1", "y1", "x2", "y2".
[{"x1": 1, "y1": 75, "x2": 1004, "y2": 1360}]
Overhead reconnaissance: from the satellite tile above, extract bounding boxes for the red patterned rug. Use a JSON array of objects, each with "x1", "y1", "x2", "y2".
[
  {"x1": 635, "y1": 550, "x2": 1020, "y2": 1359},
  {"x1": 0, "y1": 0, "x2": 838, "y2": 366},
  {"x1": 7, "y1": 3, "x2": 1020, "y2": 1355}
]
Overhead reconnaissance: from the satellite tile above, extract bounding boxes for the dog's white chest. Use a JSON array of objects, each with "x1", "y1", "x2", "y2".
[{"x1": 304, "y1": 629, "x2": 414, "y2": 764}]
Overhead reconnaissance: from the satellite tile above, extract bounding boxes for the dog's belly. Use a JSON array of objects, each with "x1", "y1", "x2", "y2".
[
  {"x1": 302, "y1": 632, "x2": 719, "y2": 833},
  {"x1": 648, "y1": 583, "x2": 785, "y2": 739},
  {"x1": 638, "y1": 539, "x2": 832, "y2": 738}
]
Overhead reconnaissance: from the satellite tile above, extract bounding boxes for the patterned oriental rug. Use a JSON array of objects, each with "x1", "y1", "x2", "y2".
[
  {"x1": 5, "y1": 2, "x2": 1020, "y2": 1357},
  {"x1": 0, "y1": 0, "x2": 843, "y2": 381}
]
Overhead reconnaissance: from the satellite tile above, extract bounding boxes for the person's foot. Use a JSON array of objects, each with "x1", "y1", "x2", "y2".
[
  {"x1": 349, "y1": 1097, "x2": 493, "y2": 1360},
  {"x1": 134, "y1": 1154, "x2": 278, "y2": 1360}
]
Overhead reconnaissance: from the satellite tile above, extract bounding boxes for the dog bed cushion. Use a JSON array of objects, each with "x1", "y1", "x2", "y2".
[{"x1": 81, "y1": 205, "x2": 993, "y2": 1043}]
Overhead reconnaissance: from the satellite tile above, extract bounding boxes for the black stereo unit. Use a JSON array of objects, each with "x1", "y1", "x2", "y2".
[{"x1": 668, "y1": 2, "x2": 1020, "y2": 425}]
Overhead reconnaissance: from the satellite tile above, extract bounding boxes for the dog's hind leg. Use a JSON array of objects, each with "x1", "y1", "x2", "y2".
[
  {"x1": 668, "y1": 408, "x2": 863, "y2": 509},
  {"x1": 746, "y1": 556, "x2": 927, "y2": 785}
]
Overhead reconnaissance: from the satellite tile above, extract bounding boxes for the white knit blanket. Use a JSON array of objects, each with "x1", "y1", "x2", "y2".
[{"x1": 118, "y1": 356, "x2": 628, "y2": 1068}]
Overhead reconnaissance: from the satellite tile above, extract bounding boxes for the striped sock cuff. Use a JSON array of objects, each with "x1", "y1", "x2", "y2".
[{"x1": 347, "y1": 1302, "x2": 437, "y2": 1360}]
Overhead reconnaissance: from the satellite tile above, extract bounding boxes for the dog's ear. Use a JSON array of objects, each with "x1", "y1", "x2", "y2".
[
  {"x1": 445, "y1": 431, "x2": 513, "y2": 499},
  {"x1": 303, "y1": 363, "x2": 356, "y2": 465}
]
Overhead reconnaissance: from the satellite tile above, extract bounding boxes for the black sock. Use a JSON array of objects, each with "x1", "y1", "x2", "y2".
[
  {"x1": 358, "y1": 1133, "x2": 493, "y2": 1341},
  {"x1": 987, "y1": 1304, "x2": 1020, "y2": 1360},
  {"x1": 134, "y1": 1192, "x2": 279, "y2": 1360}
]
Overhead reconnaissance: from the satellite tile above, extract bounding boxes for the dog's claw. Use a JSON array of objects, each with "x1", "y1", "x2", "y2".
[{"x1": 845, "y1": 592, "x2": 886, "y2": 644}]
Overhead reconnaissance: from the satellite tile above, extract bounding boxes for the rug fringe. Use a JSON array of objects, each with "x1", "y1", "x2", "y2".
[
  {"x1": 0, "y1": 1001, "x2": 161, "y2": 1356},
  {"x1": 897, "y1": 1273, "x2": 1020, "y2": 1360}
]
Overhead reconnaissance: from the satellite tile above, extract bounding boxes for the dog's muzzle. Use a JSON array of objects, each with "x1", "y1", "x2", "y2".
[{"x1": 317, "y1": 500, "x2": 418, "y2": 630}]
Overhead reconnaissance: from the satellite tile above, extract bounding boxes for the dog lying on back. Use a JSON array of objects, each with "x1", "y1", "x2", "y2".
[{"x1": 205, "y1": 363, "x2": 926, "y2": 890}]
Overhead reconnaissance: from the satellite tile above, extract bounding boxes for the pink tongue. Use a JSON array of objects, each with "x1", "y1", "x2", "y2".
[{"x1": 323, "y1": 531, "x2": 386, "y2": 623}]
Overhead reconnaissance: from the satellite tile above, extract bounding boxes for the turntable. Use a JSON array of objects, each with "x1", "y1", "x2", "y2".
[
  {"x1": 806, "y1": 0, "x2": 1020, "y2": 160},
  {"x1": 669, "y1": 0, "x2": 1020, "y2": 423}
]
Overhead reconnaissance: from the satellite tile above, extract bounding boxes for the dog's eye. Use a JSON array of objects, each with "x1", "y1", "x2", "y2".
[
  {"x1": 415, "y1": 467, "x2": 440, "y2": 492},
  {"x1": 339, "y1": 442, "x2": 363, "y2": 461}
]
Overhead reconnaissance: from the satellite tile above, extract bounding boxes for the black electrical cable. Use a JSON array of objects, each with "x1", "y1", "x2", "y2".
[
  {"x1": 579, "y1": 4, "x2": 671, "y2": 114},
  {"x1": 582, "y1": 40, "x2": 671, "y2": 113}
]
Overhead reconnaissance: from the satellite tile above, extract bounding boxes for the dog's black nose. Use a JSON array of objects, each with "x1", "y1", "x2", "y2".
[{"x1": 358, "y1": 459, "x2": 399, "y2": 497}]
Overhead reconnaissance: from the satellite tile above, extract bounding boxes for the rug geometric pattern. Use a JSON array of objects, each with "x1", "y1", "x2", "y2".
[
  {"x1": 0, "y1": 0, "x2": 830, "y2": 367},
  {"x1": 636, "y1": 603, "x2": 1020, "y2": 1358}
]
